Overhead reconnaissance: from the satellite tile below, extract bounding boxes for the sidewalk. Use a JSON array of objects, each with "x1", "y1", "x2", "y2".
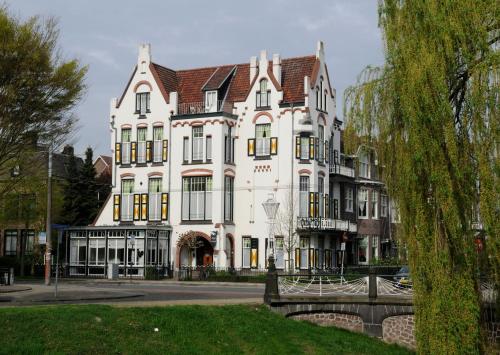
[{"x1": 0, "y1": 285, "x2": 32, "y2": 293}]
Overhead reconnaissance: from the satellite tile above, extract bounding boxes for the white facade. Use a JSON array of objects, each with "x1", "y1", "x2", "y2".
[{"x1": 92, "y1": 41, "x2": 356, "y2": 272}]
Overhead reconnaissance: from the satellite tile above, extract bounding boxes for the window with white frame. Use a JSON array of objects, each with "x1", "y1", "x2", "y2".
[
  {"x1": 319, "y1": 78, "x2": 324, "y2": 110},
  {"x1": 135, "y1": 92, "x2": 150, "y2": 115},
  {"x1": 359, "y1": 151, "x2": 370, "y2": 179},
  {"x1": 224, "y1": 127, "x2": 235, "y2": 163},
  {"x1": 149, "y1": 178, "x2": 162, "y2": 221},
  {"x1": 121, "y1": 179, "x2": 134, "y2": 221},
  {"x1": 70, "y1": 238, "x2": 87, "y2": 267},
  {"x1": 318, "y1": 176, "x2": 324, "y2": 217},
  {"x1": 318, "y1": 125, "x2": 324, "y2": 162},
  {"x1": 108, "y1": 238, "x2": 125, "y2": 265},
  {"x1": 256, "y1": 79, "x2": 270, "y2": 108},
  {"x1": 183, "y1": 137, "x2": 189, "y2": 162},
  {"x1": 182, "y1": 176, "x2": 212, "y2": 221},
  {"x1": 4, "y1": 230, "x2": 17, "y2": 256},
  {"x1": 224, "y1": 176, "x2": 234, "y2": 221},
  {"x1": 358, "y1": 188, "x2": 368, "y2": 218},
  {"x1": 205, "y1": 91, "x2": 217, "y2": 112},
  {"x1": 137, "y1": 127, "x2": 147, "y2": 164},
  {"x1": 323, "y1": 90, "x2": 327, "y2": 111},
  {"x1": 315, "y1": 87, "x2": 320, "y2": 109},
  {"x1": 381, "y1": 194, "x2": 388, "y2": 217},
  {"x1": 345, "y1": 187, "x2": 353, "y2": 212},
  {"x1": 255, "y1": 123, "x2": 271, "y2": 156},
  {"x1": 206, "y1": 135, "x2": 212, "y2": 162},
  {"x1": 298, "y1": 135, "x2": 309, "y2": 161},
  {"x1": 299, "y1": 176, "x2": 309, "y2": 217},
  {"x1": 300, "y1": 237, "x2": 309, "y2": 269},
  {"x1": 121, "y1": 128, "x2": 131, "y2": 165},
  {"x1": 242, "y1": 237, "x2": 251, "y2": 268},
  {"x1": 192, "y1": 126, "x2": 203, "y2": 161},
  {"x1": 153, "y1": 126, "x2": 163, "y2": 163},
  {"x1": 89, "y1": 239, "x2": 105, "y2": 266},
  {"x1": 371, "y1": 191, "x2": 379, "y2": 219}
]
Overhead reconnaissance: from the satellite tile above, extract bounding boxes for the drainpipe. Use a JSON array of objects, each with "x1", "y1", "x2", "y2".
[{"x1": 110, "y1": 116, "x2": 117, "y2": 188}]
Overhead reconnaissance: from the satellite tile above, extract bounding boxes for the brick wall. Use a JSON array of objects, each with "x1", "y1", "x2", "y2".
[
  {"x1": 290, "y1": 312, "x2": 363, "y2": 333},
  {"x1": 382, "y1": 315, "x2": 416, "y2": 350}
]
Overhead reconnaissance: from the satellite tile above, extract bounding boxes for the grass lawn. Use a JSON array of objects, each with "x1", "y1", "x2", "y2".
[{"x1": 0, "y1": 304, "x2": 413, "y2": 354}]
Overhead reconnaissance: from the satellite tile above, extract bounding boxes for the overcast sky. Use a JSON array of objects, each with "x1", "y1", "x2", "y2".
[{"x1": 8, "y1": 0, "x2": 384, "y2": 157}]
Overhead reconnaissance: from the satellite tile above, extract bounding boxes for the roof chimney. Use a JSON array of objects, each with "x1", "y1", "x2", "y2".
[
  {"x1": 272, "y1": 53, "x2": 281, "y2": 85},
  {"x1": 250, "y1": 56, "x2": 257, "y2": 81},
  {"x1": 316, "y1": 40, "x2": 325, "y2": 62},
  {"x1": 138, "y1": 43, "x2": 151, "y2": 70},
  {"x1": 259, "y1": 50, "x2": 268, "y2": 73}
]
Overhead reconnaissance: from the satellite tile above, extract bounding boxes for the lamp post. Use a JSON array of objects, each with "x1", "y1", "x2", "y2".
[{"x1": 262, "y1": 193, "x2": 279, "y2": 267}]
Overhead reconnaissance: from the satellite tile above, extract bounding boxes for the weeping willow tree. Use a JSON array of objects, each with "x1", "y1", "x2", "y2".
[{"x1": 344, "y1": 1, "x2": 499, "y2": 353}]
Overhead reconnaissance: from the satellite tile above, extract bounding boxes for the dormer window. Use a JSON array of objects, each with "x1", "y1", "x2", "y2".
[
  {"x1": 205, "y1": 91, "x2": 217, "y2": 113},
  {"x1": 135, "y1": 92, "x2": 150, "y2": 116},
  {"x1": 256, "y1": 79, "x2": 270, "y2": 108}
]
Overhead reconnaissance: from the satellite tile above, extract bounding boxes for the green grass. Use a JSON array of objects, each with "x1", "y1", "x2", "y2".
[{"x1": 0, "y1": 304, "x2": 413, "y2": 355}]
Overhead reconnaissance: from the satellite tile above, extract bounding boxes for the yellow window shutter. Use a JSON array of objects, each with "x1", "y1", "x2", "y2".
[
  {"x1": 270, "y1": 137, "x2": 278, "y2": 155},
  {"x1": 113, "y1": 194, "x2": 120, "y2": 221},
  {"x1": 161, "y1": 193, "x2": 168, "y2": 220},
  {"x1": 247, "y1": 139, "x2": 255, "y2": 156},
  {"x1": 133, "y1": 194, "x2": 140, "y2": 220},
  {"x1": 162, "y1": 139, "x2": 168, "y2": 162},
  {"x1": 141, "y1": 193, "x2": 148, "y2": 221},
  {"x1": 115, "y1": 143, "x2": 121, "y2": 164}
]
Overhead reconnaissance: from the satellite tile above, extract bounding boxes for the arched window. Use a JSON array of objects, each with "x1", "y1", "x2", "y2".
[
  {"x1": 323, "y1": 90, "x2": 328, "y2": 111},
  {"x1": 256, "y1": 79, "x2": 270, "y2": 108},
  {"x1": 316, "y1": 87, "x2": 320, "y2": 109},
  {"x1": 319, "y1": 77, "x2": 323, "y2": 111}
]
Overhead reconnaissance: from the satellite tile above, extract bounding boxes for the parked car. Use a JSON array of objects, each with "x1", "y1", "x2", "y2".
[{"x1": 393, "y1": 266, "x2": 412, "y2": 288}]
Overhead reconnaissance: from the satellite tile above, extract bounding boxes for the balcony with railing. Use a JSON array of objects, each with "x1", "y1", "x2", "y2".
[
  {"x1": 329, "y1": 163, "x2": 355, "y2": 178},
  {"x1": 176, "y1": 100, "x2": 233, "y2": 116},
  {"x1": 297, "y1": 217, "x2": 357, "y2": 233}
]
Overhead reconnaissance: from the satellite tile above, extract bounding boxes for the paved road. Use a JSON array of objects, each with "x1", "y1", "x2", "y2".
[{"x1": 0, "y1": 280, "x2": 264, "y2": 307}]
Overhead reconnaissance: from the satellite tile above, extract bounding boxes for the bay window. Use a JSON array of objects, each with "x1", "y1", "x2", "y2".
[
  {"x1": 182, "y1": 176, "x2": 212, "y2": 221},
  {"x1": 192, "y1": 126, "x2": 203, "y2": 161},
  {"x1": 358, "y1": 188, "x2": 368, "y2": 218},
  {"x1": 137, "y1": 127, "x2": 147, "y2": 164},
  {"x1": 255, "y1": 123, "x2": 271, "y2": 156}
]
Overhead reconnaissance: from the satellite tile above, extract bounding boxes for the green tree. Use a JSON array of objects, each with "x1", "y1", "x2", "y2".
[
  {"x1": 0, "y1": 7, "x2": 87, "y2": 196},
  {"x1": 60, "y1": 149, "x2": 79, "y2": 225},
  {"x1": 344, "y1": 1, "x2": 499, "y2": 353},
  {"x1": 78, "y1": 147, "x2": 99, "y2": 225}
]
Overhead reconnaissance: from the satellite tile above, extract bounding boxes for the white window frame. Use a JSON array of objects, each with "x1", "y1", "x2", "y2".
[
  {"x1": 183, "y1": 137, "x2": 189, "y2": 162},
  {"x1": 358, "y1": 188, "x2": 368, "y2": 219},
  {"x1": 359, "y1": 152, "x2": 370, "y2": 179},
  {"x1": 137, "y1": 127, "x2": 147, "y2": 164},
  {"x1": 242, "y1": 237, "x2": 251, "y2": 268},
  {"x1": 205, "y1": 91, "x2": 217, "y2": 113},
  {"x1": 149, "y1": 177, "x2": 162, "y2": 221},
  {"x1": 153, "y1": 126, "x2": 163, "y2": 163},
  {"x1": 371, "y1": 191, "x2": 379, "y2": 219},
  {"x1": 206, "y1": 135, "x2": 212, "y2": 161},
  {"x1": 345, "y1": 187, "x2": 353, "y2": 212},
  {"x1": 299, "y1": 176, "x2": 309, "y2": 217},
  {"x1": 192, "y1": 126, "x2": 203, "y2": 161},
  {"x1": 121, "y1": 179, "x2": 134, "y2": 221},
  {"x1": 121, "y1": 129, "x2": 131, "y2": 165},
  {"x1": 136, "y1": 92, "x2": 150, "y2": 115},
  {"x1": 182, "y1": 176, "x2": 212, "y2": 221},
  {"x1": 255, "y1": 123, "x2": 271, "y2": 157}
]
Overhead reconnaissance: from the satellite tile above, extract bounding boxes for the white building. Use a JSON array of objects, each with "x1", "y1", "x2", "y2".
[{"x1": 67, "y1": 41, "x2": 358, "y2": 277}]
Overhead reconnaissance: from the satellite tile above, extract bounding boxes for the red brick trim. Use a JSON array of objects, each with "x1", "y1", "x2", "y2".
[
  {"x1": 267, "y1": 67, "x2": 283, "y2": 91},
  {"x1": 133, "y1": 80, "x2": 153, "y2": 93},
  {"x1": 252, "y1": 111, "x2": 274, "y2": 124},
  {"x1": 318, "y1": 170, "x2": 326, "y2": 177},
  {"x1": 147, "y1": 171, "x2": 163, "y2": 177},
  {"x1": 153, "y1": 121, "x2": 164, "y2": 127},
  {"x1": 121, "y1": 124, "x2": 132, "y2": 129},
  {"x1": 176, "y1": 231, "x2": 211, "y2": 268},
  {"x1": 181, "y1": 168, "x2": 213, "y2": 176},
  {"x1": 137, "y1": 123, "x2": 148, "y2": 128},
  {"x1": 224, "y1": 168, "x2": 236, "y2": 177},
  {"x1": 120, "y1": 173, "x2": 135, "y2": 178},
  {"x1": 298, "y1": 169, "x2": 312, "y2": 175}
]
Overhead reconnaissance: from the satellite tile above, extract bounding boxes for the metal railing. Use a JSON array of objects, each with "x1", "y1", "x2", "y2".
[
  {"x1": 297, "y1": 217, "x2": 357, "y2": 232},
  {"x1": 176, "y1": 100, "x2": 233, "y2": 115},
  {"x1": 329, "y1": 163, "x2": 355, "y2": 177},
  {"x1": 178, "y1": 266, "x2": 268, "y2": 281}
]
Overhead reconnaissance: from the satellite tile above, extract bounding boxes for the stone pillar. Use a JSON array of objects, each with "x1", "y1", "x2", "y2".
[
  {"x1": 369, "y1": 267, "x2": 377, "y2": 300},
  {"x1": 264, "y1": 255, "x2": 279, "y2": 305}
]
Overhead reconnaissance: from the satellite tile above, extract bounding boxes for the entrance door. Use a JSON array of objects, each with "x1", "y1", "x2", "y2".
[{"x1": 203, "y1": 254, "x2": 213, "y2": 266}]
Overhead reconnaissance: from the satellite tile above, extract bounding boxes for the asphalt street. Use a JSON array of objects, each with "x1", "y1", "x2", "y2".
[{"x1": 0, "y1": 280, "x2": 265, "y2": 306}]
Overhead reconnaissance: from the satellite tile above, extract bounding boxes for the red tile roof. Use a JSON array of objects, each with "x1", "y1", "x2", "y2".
[{"x1": 148, "y1": 54, "x2": 317, "y2": 106}]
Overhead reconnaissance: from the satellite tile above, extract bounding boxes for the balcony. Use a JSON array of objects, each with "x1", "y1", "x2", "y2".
[
  {"x1": 329, "y1": 164, "x2": 355, "y2": 178},
  {"x1": 297, "y1": 217, "x2": 357, "y2": 233},
  {"x1": 176, "y1": 100, "x2": 233, "y2": 116}
]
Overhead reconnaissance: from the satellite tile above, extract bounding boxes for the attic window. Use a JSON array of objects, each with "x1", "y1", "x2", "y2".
[
  {"x1": 141, "y1": 61, "x2": 147, "y2": 74},
  {"x1": 205, "y1": 91, "x2": 218, "y2": 113},
  {"x1": 256, "y1": 79, "x2": 270, "y2": 108}
]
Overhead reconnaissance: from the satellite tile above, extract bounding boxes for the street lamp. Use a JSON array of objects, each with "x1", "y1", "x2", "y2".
[{"x1": 262, "y1": 193, "x2": 279, "y2": 268}]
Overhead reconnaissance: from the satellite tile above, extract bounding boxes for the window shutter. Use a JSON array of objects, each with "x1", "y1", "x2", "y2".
[
  {"x1": 247, "y1": 138, "x2": 255, "y2": 156},
  {"x1": 131, "y1": 142, "x2": 137, "y2": 164},
  {"x1": 270, "y1": 137, "x2": 278, "y2": 155},
  {"x1": 325, "y1": 194, "x2": 329, "y2": 218},
  {"x1": 314, "y1": 192, "x2": 319, "y2": 217},
  {"x1": 141, "y1": 193, "x2": 148, "y2": 221},
  {"x1": 325, "y1": 140, "x2": 329, "y2": 163},
  {"x1": 133, "y1": 194, "x2": 140, "y2": 220},
  {"x1": 295, "y1": 248, "x2": 300, "y2": 269},
  {"x1": 113, "y1": 194, "x2": 120, "y2": 221},
  {"x1": 161, "y1": 193, "x2": 168, "y2": 220},
  {"x1": 295, "y1": 136, "x2": 301, "y2": 159},
  {"x1": 162, "y1": 139, "x2": 168, "y2": 162},
  {"x1": 309, "y1": 137, "x2": 315, "y2": 160},
  {"x1": 115, "y1": 143, "x2": 121, "y2": 164},
  {"x1": 309, "y1": 193, "x2": 313, "y2": 218},
  {"x1": 315, "y1": 137, "x2": 319, "y2": 161},
  {"x1": 145, "y1": 141, "x2": 152, "y2": 162}
]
